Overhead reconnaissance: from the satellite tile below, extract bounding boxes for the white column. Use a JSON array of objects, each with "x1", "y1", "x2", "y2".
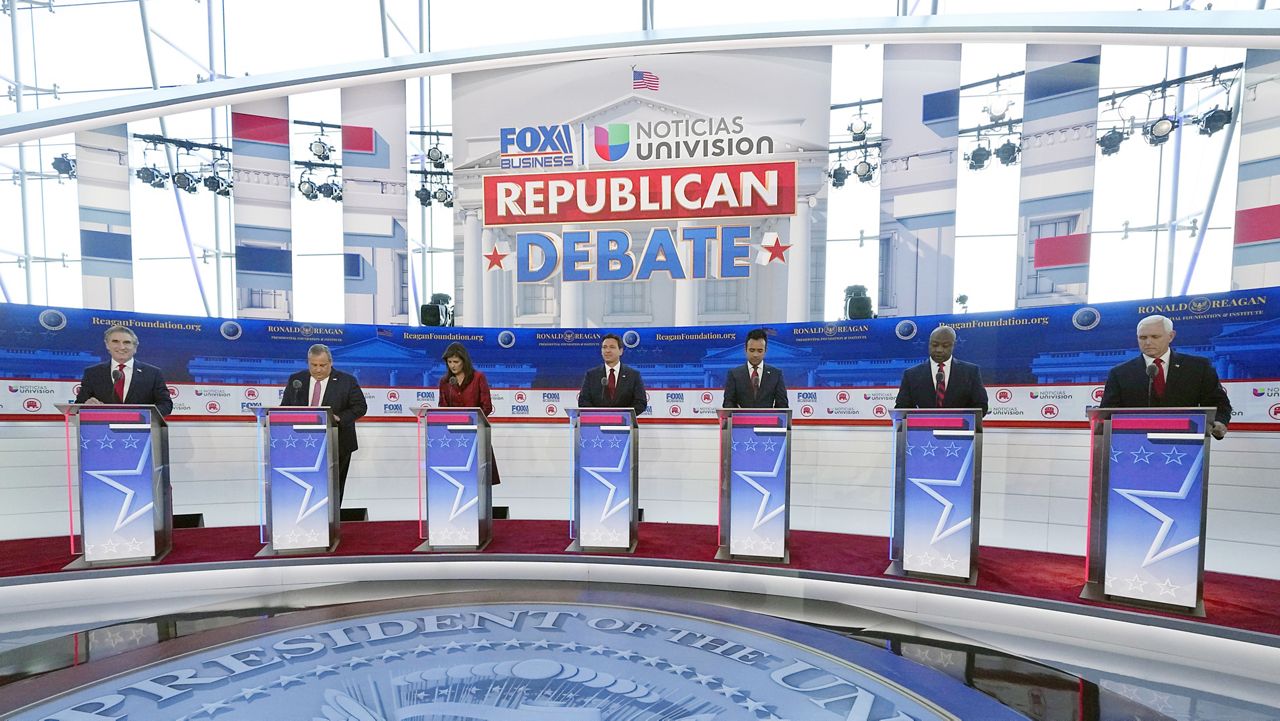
[
  {"x1": 481, "y1": 228, "x2": 499, "y2": 327},
  {"x1": 787, "y1": 198, "x2": 812, "y2": 322},
  {"x1": 559, "y1": 224, "x2": 584, "y2": 327},
  {"x1": 462, "y1": 210, "x2": 482, "y2": 326},
  {"x1": 674, "y1": 220, "x2": 697, "y2": 326}
]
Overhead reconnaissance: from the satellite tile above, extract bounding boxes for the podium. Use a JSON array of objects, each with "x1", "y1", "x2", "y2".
[
  {"x1": 257, "y1": 406, "x2": 340, "y2": 555},
  {"x1": 60, "y1": 404, "x2": 172, "y2": 568},
  {"x1": 416, "y1": 407, "x2": 493, "y2": 551},
  {"x1": 887, "y1": 408, "x2": 983, "y2": 584},
  {"x1": 716, "y1": 409, "x2": 791, "y2": 562},
  {"x1": 567, "y1": 408, "x2": 638, "y2": 553},
  {"x1": 1081, "y1": 407, "x2": 1214, "y2": 615}
]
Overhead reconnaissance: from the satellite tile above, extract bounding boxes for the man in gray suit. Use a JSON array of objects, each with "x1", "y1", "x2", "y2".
[{"x1": 722, "y1": 328, "x2": 788, "y2": 409}]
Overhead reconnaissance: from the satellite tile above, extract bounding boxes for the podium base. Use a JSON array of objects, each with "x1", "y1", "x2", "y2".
[
  {"x1": 1079, "y1": 581, "x2": 1206, "y2": 617},
  {"x1": 414, "y1": 537, "x2": 492, "y2": 553},
  {"x1": 566, "y1": 538, "x2": 638, "y2": 554},
  {"x1": 256, "y1": 538, "x2": 341, "y2": 557},
  {"x1": 884, "y1": 559, "x2": 978, "y2": 586},
  {"x1": 714, "y1": 545, "x2": 789, "y2": 564},
  {"x1": 63, "y1": 546, "x2": 172, "y2": 571}
]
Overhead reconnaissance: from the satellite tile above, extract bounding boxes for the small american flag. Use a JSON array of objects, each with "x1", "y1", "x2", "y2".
[
  {"x1": 632, "y1": 69, "x2": 660, "y2": 91},
  {"x1": 377, "y1": 327, "x2": 393, "y2": 338}
]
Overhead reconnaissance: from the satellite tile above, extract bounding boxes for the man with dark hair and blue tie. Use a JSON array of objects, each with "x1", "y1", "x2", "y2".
[
  {"x1": 722, "y1": 328, "x2": 788, "y2": 409},
  {"x1": 895, "y1": 325, "x2": 988, "y2": 415},
  {"x1": 578, "y1": 333, "x2": 648, "y2": 416}
]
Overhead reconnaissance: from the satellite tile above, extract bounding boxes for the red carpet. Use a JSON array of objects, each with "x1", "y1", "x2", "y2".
[{"x1": 2, "y1": 520, "x2": 1276, "y2": 637}]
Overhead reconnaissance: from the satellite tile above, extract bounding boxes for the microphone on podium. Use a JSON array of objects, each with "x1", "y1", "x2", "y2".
[
  {"x1": 1145, "y1": 363, "x2": 1158, "y2": 406},
  {"x1": 111, "y1": 368, "x2": 123, "y2": 384}
]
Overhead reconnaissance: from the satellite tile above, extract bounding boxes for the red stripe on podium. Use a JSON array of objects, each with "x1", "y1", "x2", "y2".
[
  {"x1": 79, "y1": 411, "x2": 145, "y2": 423},
  {"x1": 906, "y1": 417, "x2": 967, "y2": 429},
  {"x1": 425, "y1": 413, "x2": 472, "y2": 424},
  {"x1": 731, "y1": 414, "x2": 784, "y2": 427},
  {"x1": 1112, "y1": 417, "x2": 1192, "y2": 431},
  {"x1": 270, "y1": 412, "x2": 326, "y2": 424},
  {"x1": 579, "y1": 413, "x2": 626, "y2": 425}
]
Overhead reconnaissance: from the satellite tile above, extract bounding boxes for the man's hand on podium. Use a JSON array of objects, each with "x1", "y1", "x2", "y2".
[
  {"x1": 1211, "y1": 421, "x2": 1227, "y2": 440},
  {"x1": 83, "y1": 397, "x2": 103, "y2": 405}
]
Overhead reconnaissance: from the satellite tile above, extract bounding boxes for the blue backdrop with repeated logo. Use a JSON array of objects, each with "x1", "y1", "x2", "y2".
[{"x1": 2, "y1": 288, "x2": 1278, "y2": 424}]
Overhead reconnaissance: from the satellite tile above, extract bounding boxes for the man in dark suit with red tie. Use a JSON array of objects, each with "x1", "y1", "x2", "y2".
[
  {"x1": 281, "y1": 344, "x2": 368, "y2": 500},
  {"x1": 75, "y1": 325, "x2": 173, "y2": 416},
  {"x1": 578, "y1": 333, "x2": 648, "y2": 416},
  {"x1": 1100, "y1": 314, "x2": 1231, "y2": 440},
  {"x1": 894, "y1": 325, "x2": 988, "y2": 415},
  {"x1": 722, "y1": 328, "x2": 788, "y2": 408}
]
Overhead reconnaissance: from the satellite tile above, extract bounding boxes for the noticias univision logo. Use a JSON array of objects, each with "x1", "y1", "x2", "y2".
[{"x1": 594, "y1": 123, "x2": 629, "y2": 161}]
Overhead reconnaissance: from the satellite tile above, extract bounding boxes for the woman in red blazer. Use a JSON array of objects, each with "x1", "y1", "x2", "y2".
[{"x1": 437, "y1": 342, "x2": 500, "y2": 484}]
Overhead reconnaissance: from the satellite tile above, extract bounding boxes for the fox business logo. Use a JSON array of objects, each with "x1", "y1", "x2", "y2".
[
  {"x1": 385, "y1": 403, "x2": 404, "y2": 414},
  {"x1": 797, "y1": 392, "x2": 818, "y2": 402},
  {"x1": 241, "y1": 402, "x2": 263, "y2": 412},
  {"x1": 542, "y1": 392, "x2": 561, "y2": 403},
  {"x1": 666, "y1": 393, "x2": 685, "y2": 403},
  {"x1": 511, "y1": 404, "x2": 530, "y2": 415},
  {"x1": 416, "y1": 391, "x2": 437, "y2": 402},
  {"x1": 499, "y1": 125, "x2": 574, "y2": 169}
]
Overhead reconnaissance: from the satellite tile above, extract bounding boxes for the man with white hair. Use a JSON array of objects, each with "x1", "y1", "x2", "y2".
[{"x1": 1100, "y1": 314, "x2": 1231, "y2": 439}]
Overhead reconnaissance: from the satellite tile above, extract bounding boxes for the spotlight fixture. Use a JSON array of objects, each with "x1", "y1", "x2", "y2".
[
  {"x1": 432, "y1": 186, "x2": 452, "y2": 204},
  {"x1": 135, "y1": 166, "x2": 167, "y2": 188},
  {"x1": 426, "y1": 145, "x2": 448, "y2": 169},
  {"x1": 203, "y1": 173, "x2": 232, "y2": 197},
  {"x1": 317, "y1": 179, "x2": 342, "y2": 200},
  {"x1": 1197, "y1": 106, "x2": 1232, "y2": 136},
  {"x1": 852, "y1": 158, "x2": 876, "y2": 183},
  {"x1": 965, "y1": 143, "x2": 991, "y2": 171},
  {"x1": 1097, "y1": 128, "x2": 1127, "y2": 156},
  {"x1": 847, "y1": 117, "x2": 871, "y2": 142},
  {"x1": 830, "y1": 164, "x2": 849, "y2": 189},
  {"x1": 1143, "y1": 115, "x2": 1178, "y2": 146},
  {"x1": 172, "y1": 170, "x2": 200, "y2": 193},
  {"x1": 308, "y1": 137, "x2": 333, "y2": 161},
  {"x1": 414, "y1": 185, "x2": 433, "y2": 208},
  {"x1": 51, "y1": 153, "x2": 77, "y2": 178},
  {"x1": 994, "y1": 139, "x2": 1021, "y2": 166},
  {"x1": 297, "y1": 174, "x2": 319, "y2": 200}
]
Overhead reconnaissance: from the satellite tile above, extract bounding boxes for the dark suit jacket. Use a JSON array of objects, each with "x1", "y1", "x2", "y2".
[
  {"x1": 895, "y1": 359, "x2": 989, "y2": 415},
  {"x1": 1100, "y1": 351, "x2": 1232, "y2": 426},
  {"x1": 281, "y1": 369, "x2": 368, "y2": 455},
  {"x1": 75, "y1": 360, "x2": 173, "y2": 416},
  {"x1": 722, "y1": 363, "x2": 788, "y2": 408},
  {"x1": 578, "y1": 364, "x2": 647, "y2": 416}
]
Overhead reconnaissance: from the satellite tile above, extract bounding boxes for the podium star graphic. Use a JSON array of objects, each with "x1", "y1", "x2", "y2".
[
  {"x1": 1162, "y1": 446, "x2": 1186, "y2": 465},
  {"x1": 907, "y1": 442, "x2": 974, "y2": 544},
  {"x1": 733, "y1": 434, "x2": 788, "y2": 531},
  {"x1": 1114, "y1": 446, "x2": 1204, "y2": 567},
  {"x1": 86, "y1": 436, "x2": 155, "y2": 532},
  {"x1": 582, "y1": 434, "x2": 632, "y2": 523},
  {"x1": 272, "y1": 435, "x2": 331, "y2": 524},
  {"x1": 430, "y1": 437, "x2": 480, "y2": 522},
  {"x1": 1130, "y1": 445, "x2": 1153, "y2": 464}
]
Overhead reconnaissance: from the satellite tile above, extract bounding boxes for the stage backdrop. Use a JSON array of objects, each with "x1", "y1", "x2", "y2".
[{"x1": 1, "y1": 289, "x2": 1277, "y2": 428}]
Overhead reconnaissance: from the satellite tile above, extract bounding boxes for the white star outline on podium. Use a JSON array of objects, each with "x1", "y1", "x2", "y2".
[
  {"x1": 907, "y1": 440, "x2": 974, "y2": 545},
  {"x1": 1114, "y1": 445, "x2": 1204, "y2": 567},
  {"x1": 86, "y1": 436, "x2": 155, "y2": 532},
  {"x1": 273, "y1": 433, "x2": 331, "y2": 524},
  {"x1": 733, "y1": 432, "x2": 788, "y2": 531},
  {"x1": 429, "y1": 433, "x2": 480, "y2": 522},
  {"x1": 582, "y1": 431, "x2": 632, "y2": 523}
]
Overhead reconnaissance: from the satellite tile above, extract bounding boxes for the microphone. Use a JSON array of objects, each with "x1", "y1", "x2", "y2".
[
  {"x1": 1146, "y1": 363, "x2": 1158, "y2": 406},
  {"x1": 111, "y1": 369, "x2": 123, "y2": 383},
  {"x1": 449, "y1": 375, "x2": 460, "y2": 386},
  {"x1": 291, "y1": 379, "x2": 303, "y2": 390}
]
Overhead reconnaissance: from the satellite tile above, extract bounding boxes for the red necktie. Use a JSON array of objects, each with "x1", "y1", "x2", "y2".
[
  {"x1": 310, "y1": 380, "x2": 323, "y2": 406},
  {"x1": 114, "y1": 363, "x2": 126, "y2": 404},
  {"x1": 607, "y1": 367, "x2": 616, "y2": 403},
  {"x1": 935, "y1": 363, "x2": 947, "y2": 408},
  {"x1": 1153, "y1": 358, "x2": 1166, "y2": 400},
  {"x1": 751, "y1": 365, "x2": 760, "y2": 395}
]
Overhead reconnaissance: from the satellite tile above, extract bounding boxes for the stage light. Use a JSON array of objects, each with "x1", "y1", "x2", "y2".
[
  {"x1": 852, "y1": 158, "x2": 876, "y2": 183},
  {"x1": 1143, "y1": 115, "x2": 1178, "y2": 146},
  {"x1": 135, "y1": 166, "x2": 167, "y2": 188},
  {"x1": 415, "y1": 185, "x2": 433, "y2": 208},
  {"x1": 1097, "y1": 128, "x2": 1127, "y2": 156},
  {"x1": 427, "y1": 145, "x2": 448, "y2": 169},
  {"x1": 966, "y1": 144, "x2": 991, "y2": 170},
  {"x1": 172, "y1": 170, "x2": 199, "y2": 193},
  {"x1": 1198, "y1": 106, "x2": 1232, "y2": 136},
  {"x1": 830, "y1": 164, "x2": 849, "y2": 188},
  {"x1": 847, "y1": 117, "x2": 871, "y2": 142},
  {"x1": 994, "y1": 139, "x2": 1020, "y2": 166},
  {"x1": 203, "y1": 173, "x2": 232, "y2": 197},
  {"x1": 309, "y1": 137, "x2": 333, "y2": 161},
  {"x1": 51, "y1": 153, "x2": 77, "y2": 178},
  {"x1": 433, "y1": 187, "x2": 452, "y2": 204},
  {"x1": 297, "y1": 174, "x2": 319, "y2": 200},
  {"x1": 317, "y1": 179, "x2": 342, "y2": 200}
]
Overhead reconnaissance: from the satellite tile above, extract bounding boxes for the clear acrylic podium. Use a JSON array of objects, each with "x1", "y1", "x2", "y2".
[
  {"x1": 416, "y1": 407, "x2": 493, "y2": 551},
  {"x1": 257, "y1": 406, "x2": 340, "y2": 555},
  {"x1": 567, "y1": 408, "x2": 638, "y2": 553},
  {"x1": 716, "y1": 408, "x2": 791, "y2": 562}
]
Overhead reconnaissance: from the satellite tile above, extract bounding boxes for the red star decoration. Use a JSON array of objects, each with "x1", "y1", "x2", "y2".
[
  {"x1": 763, "y1": 238, "x2": 791, "y2": 264},
  {"x1": 483, "y1": 246, "x2": 509, "y2": 271}
]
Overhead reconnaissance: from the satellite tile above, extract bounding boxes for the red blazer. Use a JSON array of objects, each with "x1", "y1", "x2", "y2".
[{"x1": 437, "y1": 369, "x2": 494, "y2": 415}]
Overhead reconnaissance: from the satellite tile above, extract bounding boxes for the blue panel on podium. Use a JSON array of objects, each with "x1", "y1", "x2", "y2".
[
  {"x1": 1102, "y1": 412, "x2": 1208, "y2": 608},
  {"x1": 77, "y1": 407, "x2": 161, "y2": 563},
  {"x1": 264, "y1": 409, "x2": 337, "y2": 552},
  {"x1": 572, "y1": 410, "x2": 636, "y2": 551},
  {"x1": 721, "y1": 410, "x2": 791, "y2": 561},
  {"x1": 900, "y1": 413, "x2": 978, "y2": 579},
  {"x1": 423, "y1": 409, "x2": 491, "y2": 549}
]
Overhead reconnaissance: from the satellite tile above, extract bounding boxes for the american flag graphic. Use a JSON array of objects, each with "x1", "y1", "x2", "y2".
[{"x1": 632, "y1": 69, "x2": 660, "y2": 91}]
